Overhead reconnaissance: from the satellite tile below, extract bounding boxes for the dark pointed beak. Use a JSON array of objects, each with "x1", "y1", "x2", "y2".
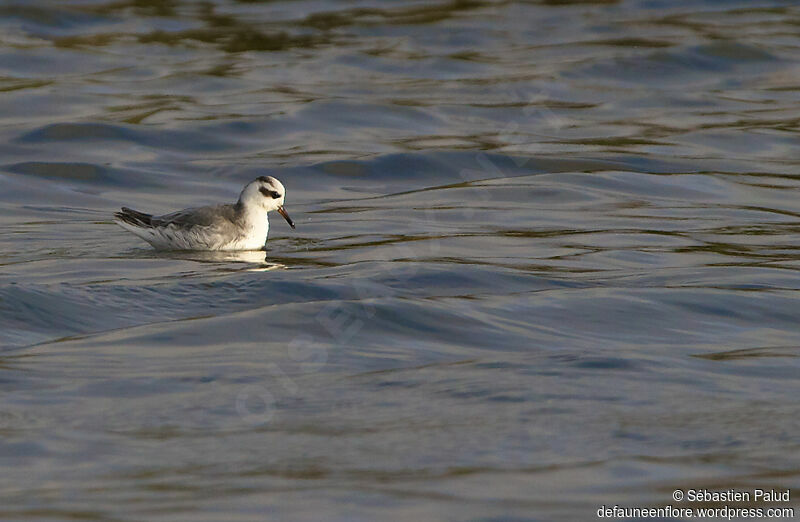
[{"x1": 277, "y1": 206, "x2": 295, "y2": 229}]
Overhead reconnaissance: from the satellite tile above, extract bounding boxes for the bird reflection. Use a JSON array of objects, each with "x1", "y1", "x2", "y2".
[{"x1": 156, "y1": 249, "x2": 285, "y2": 271}]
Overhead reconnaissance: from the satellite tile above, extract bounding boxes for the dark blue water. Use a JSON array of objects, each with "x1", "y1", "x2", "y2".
[{"x1": 1, "y1": 1, "x2": 799, "y2": 520}]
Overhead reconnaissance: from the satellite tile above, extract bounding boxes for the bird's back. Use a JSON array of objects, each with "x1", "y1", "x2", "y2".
[{"x1": 115, "y1": 203, "x2": 263, "y2": 250}]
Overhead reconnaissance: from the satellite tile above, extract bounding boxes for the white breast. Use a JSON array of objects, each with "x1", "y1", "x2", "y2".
[{"x1": 221, "y1": 209, "x2": 269, "y2": 251}]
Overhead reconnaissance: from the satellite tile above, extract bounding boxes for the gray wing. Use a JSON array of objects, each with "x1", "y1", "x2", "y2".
[{"x1": 152, "y1": 204, "x2": 240, "y2": 229}]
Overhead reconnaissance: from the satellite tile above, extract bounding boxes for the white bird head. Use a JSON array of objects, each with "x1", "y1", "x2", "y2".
[{"x1": 239, "y1": 176, "x2": 295, "y2": 228}]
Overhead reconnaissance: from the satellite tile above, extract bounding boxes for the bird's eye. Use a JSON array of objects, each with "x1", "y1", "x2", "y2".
[{"x1": 259, "y1": 187, "x2": 282, "y2": 199}]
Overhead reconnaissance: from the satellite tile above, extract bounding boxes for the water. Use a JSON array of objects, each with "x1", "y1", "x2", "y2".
[{"x1": 1, "y1": 0, "x2": 799, "y2": 520}]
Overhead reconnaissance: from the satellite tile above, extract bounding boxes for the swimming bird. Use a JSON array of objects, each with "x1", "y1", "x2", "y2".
[{"x1": 114, "y1": 176, "x2": 295, "y2": 251}]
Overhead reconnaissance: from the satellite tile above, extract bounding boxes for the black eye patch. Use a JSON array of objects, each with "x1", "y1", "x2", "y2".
[{"x1": 259, "y1": 187, "x2": 281, "y2": 199}]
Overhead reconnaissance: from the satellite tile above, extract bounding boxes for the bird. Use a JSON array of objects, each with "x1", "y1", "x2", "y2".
[{"x1": 114, "y1": 176, "x2": 295, "y2": 251}]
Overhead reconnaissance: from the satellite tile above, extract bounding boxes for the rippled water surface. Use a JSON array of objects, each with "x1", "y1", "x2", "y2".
[{"x1": 2, "y1": 1, "x2": 800, "y2": 520}]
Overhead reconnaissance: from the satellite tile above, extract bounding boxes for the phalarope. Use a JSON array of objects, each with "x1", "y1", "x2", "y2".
[{"x1": 114, "y1": 176, "x2": 295, "y2": 251}]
